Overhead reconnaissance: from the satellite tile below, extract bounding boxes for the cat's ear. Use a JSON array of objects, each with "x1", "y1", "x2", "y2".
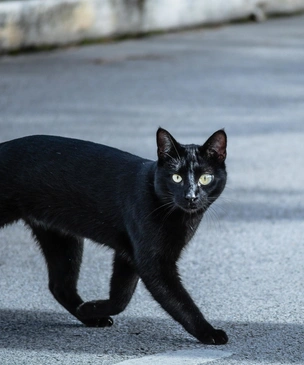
[
  {"x1": 200, "y1": 130, "x2": 227, "y2": 163},
  {"x1": 157, "y1": 128, "x2": 180, "y2": 159}
]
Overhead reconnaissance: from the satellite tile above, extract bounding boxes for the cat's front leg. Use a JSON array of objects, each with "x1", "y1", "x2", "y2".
[{"x1": 136, "y1": 255, "x2": 228, "y2": 345}]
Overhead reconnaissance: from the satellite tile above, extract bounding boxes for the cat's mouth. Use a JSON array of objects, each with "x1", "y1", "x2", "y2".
[{"x1": 177, "y1": 202, "x2": 203, "y2": 214}]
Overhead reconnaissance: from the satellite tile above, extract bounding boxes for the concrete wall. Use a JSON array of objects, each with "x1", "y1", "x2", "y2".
[{"x1": 0, "y1": 0, "x2": 304, "y2": 53}]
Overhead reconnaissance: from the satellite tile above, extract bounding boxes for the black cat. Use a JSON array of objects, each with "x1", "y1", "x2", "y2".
[{"x1": 0, "y1": 128, "x2": 228, "y2": 345}]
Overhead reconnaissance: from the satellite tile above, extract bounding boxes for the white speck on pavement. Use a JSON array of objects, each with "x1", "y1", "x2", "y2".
[{"x1": 115, "y1": 349, "x2": 233, "y2": 365}]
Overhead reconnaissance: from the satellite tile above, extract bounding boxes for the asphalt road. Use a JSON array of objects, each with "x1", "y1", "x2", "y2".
[{"x1": 0, "y1": 14, "x2": 303, "y2": 365}]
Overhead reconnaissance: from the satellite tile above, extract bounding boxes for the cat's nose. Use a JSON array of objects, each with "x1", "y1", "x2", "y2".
[{"x1": 185, "y1": 192, "x2": 198, "y2": 202}]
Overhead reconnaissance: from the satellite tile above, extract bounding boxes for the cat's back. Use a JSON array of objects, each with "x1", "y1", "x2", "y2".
[
  {"x1": 0, "y1": 135, "x2": 151, "y2": 186},
  {"x1": 0, "y1": 135, "x2": 145, "y2": 169}
]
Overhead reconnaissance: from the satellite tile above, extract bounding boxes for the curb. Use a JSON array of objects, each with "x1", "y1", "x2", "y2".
[{"x1": 1, "y1": 0, "x2": 304, "y2": 53}]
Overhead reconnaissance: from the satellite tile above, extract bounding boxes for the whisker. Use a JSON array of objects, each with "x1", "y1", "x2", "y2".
[
  {"x1": 162, "y1": 204, "x2": 176, "y2": 222},
  {"x1": 154, "y1": 202, "x2": 176, "y2": 238},
  {"x1": 144, "y1": 200, "x2": 174, "y2": 220},
  {"x1": 203, "y1": 206, "x2": 222, "y2": 230}
]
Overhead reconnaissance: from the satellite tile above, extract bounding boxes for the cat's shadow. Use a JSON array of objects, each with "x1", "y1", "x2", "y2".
[{"x1": 0, "y1": 309, "x2": 303, "y2": 363}]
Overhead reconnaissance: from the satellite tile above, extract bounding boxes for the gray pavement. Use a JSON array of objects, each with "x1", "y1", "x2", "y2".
[{"x1": 0, "y1": 14, "x2": 304, "y2": 365}]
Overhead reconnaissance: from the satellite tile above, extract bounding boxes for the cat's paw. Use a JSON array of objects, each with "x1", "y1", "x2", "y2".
[
  {"x1": 80, "y1": 316, "x2": 113, "y2": 328},
  {"x1": 76, "y1": 303, "x2": 113, "y2": 328},
  {"x1": 199, "y1": 328, "x2": 228, "y2": 345}
]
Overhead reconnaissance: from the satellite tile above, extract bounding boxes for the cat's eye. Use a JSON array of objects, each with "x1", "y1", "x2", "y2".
[
  {"x1": 172, "y1": 174, "x2": 183, "y2": 183},
  {"x1": 199, "y1": 174, "x2": 214, "y2": 186}
]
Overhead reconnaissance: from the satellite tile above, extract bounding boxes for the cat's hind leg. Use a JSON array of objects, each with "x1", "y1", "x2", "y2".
[
  {"x1": 28, "y1": 223, "x2": 112, "y2": 327},
  {"x1": 77, "y1": 252, "x2": 139, "y2": 320}
]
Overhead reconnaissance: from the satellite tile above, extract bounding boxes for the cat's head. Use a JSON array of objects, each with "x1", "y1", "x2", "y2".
[{"x1": 154, "y1": 128, "x2": 227, "y2": 214}]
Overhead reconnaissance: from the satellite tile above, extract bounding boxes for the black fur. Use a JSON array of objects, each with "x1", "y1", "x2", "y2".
[{"x1": 0, "y1": 128, "x2": 228, "y2": 345}]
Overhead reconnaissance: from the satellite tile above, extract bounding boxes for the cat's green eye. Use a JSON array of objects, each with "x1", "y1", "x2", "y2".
[
  {"x1": 199, "y1": 174, "x2": 214, "y2": 186},
  {"x1": 172, "y1": 174, "x2": 183, "y2": 183}
]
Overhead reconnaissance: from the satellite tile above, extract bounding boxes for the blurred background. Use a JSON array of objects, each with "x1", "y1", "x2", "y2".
[{"x1": 0, "y1": 0, "x2": 304, "y2": 155}]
